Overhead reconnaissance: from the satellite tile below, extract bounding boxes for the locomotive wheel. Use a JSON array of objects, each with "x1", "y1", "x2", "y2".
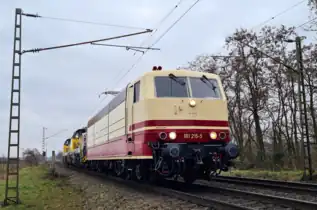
[
  {"x1": 183, "y1": 171, "x2": 196, "y2": 184},
  {"x1": 134, "y1": 164, "x2": 146, "y2": 181},
  {"x1": 125, "y1": 169, "x2": 132, "y2": 180},
  {"x1": 114, "y1": 160, "x2": 125, "y2": 177}
]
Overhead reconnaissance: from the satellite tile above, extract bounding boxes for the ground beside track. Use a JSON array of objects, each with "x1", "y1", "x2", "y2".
[
  {"x1": 0, "y1": 165, "x2": 83, "y2": 210},
  {"x1": 55, "y1": 165, "x2": 210, "y2": 210}
]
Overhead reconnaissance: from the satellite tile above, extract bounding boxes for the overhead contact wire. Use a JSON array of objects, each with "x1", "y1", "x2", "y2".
[
  {"x1": 114, "y1": 0, "x2": 202, "y2": 88},
  {"x1": 113, "y1": 0, "x2": 186, "y2": 83},
  {"x1": 39, "y1": 15, "x2": 150, "y2": 30},
  {"x1": 208, "y1": 0, "x2": 307, "y2": 58},
  {"x1": 89, "y1": 0, "x2": 194, "y2": 116},
  {"x1": 84, "y1": 0, "x2": 304, "y2": 125},
  {"x1": 136, "y1": 0, "x2": 186, "y2": 51},
  {"x1": 295, "y1": 16, "x2": 317, "y2": 29},
  {"x1": 252, "y1": 0, "x2": 306, "y2": 29}
]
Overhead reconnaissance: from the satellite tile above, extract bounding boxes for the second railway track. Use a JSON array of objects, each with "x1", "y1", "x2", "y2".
[
  {"x1": 55, "y1": 163, "x2": 317, "y2": 210},
  {"x1": 167, "y1": 180, "x2": 317, "y2": 210},
  {"x1": 209, "y1": 175, "x2": 317, "y2": 193}
]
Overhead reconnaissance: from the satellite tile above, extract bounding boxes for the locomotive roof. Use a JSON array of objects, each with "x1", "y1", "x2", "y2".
[
  {"x1": 87, "y1": 69, "x2": 220, "y2": 127},
  {"x1": 71, "y1": 127, "x2": 87, "y2": 138},
  {"x1": 129, "y1": 69, "x2": 220, "y2": 84},
  {"x1": 87, "y1": 87, "x2": 126, "y2": 127}
]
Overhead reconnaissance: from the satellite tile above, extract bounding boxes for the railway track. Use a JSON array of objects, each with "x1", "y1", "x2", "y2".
[
  {"x1": 55, "y1": 163, "x2": 317, "y2": 210},
  {"x1": 168, "y1": 180, "x2": 317, "y2": 210},
  {"x1": 55, "y1": 164, "x2": 247, "y2": 209},
  {"x1": 210, "y1": 176, "x2": 317, "y2": 193}
]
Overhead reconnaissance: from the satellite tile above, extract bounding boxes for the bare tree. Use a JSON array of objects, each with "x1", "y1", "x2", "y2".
[
  {"x1": 23, "y1": 148, "x2": 42, "y2": 166},
  {"x1": 185, "y1": 25, "x2": 317, "y2": 170},
  {"x1": 309, "y1": 0, "x2": 317, "y2": 13}
]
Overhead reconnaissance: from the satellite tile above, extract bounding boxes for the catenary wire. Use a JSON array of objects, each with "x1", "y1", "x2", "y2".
[
  {"x1": 90, "y1": 0, "x2": 301, "y2": 115},
  {"x1": 202, "y1": 0, "x2": 308, "y2": 58},
  {"x1": 100, "y1": 0, "x2": 186, "y2": 89},
  {"x1": 85, "y1": 0, "x2": 305, "y2": 120},
  {"x1": 116, "y1": 0, "x2": 304, "y2": 85},
  {"x1": 88, "y1": 0, "x2": 189, "y2": 115},
  {"x1": 150, "y1": 0, "x2": 201, "y2": 48},
  {"x1": 235, "y1": 16, "x2": 317, "y2": 67},
  {"x1": 134, "y1": 0, "x2": 186, "y2": 54},
  {"x1": 251, "y1": 0, "x2": 306, "y2": 29},
  {"x1": 108, "y1": 0, "x2": 201, "y2": 96},
  {"x1": 238, "y1": 16, "x2": 317, "y2": 71},
  {"x1": 295, "y1": 16, "x2": 317, "y2": 29},
  {"x1": 39, "y1": 15, "x2": 151, "y2": 30}
]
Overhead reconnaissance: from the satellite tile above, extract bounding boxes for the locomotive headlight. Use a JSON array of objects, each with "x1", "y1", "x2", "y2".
[
  {"x1": 169, "y1": 132, "x2": 177, "y2": 140},
  {"x1": 189, "y1": 99, "x2": 196, "y2": 107},
  {"x1": 209, "y1": 131, "x2": 217, "y2": 140}
]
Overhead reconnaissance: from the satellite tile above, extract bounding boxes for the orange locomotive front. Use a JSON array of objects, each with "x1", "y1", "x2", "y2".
[{"x1": 84, "y1": 67, "x2": 239, "y2": 183}]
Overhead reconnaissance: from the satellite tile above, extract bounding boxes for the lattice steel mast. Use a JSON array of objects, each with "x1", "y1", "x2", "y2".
[
  {"x1": 3, "y1": 8, "x2": 23, "y2": 206},
  {"x1": 2, "y1": 8, "x2": 154, "y2": 207}
]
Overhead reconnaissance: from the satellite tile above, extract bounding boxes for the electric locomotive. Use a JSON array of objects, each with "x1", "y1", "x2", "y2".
[{"x1": 65, "y1": 67, "x2": 239, "y2": 183}]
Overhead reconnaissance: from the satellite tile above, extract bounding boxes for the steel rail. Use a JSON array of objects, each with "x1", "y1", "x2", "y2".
[
  {"x1": 211, "y1": 175, "x2": 317, "y2": 193},
  {"x1": 55, "y1": 163, "x2": 317, "y2": 209},
  {"x1": 187, "y1": 182, "x2": 317, "y2": 210}
]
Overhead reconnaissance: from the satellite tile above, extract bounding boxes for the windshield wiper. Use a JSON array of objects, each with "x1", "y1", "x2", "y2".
[
  {"x1": 200, "y1": 75, "x2": 217, "y2": 91},
  {"x1": 168, "y1": 73, "x2": 186, "y2": 86}
]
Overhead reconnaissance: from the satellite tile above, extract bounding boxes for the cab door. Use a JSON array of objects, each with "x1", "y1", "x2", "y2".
[
  {"x1": 126, "y1": 84, "x2": 134, "y2": 155},
  {"x1": 126, "y1": 81, "x2": 141, "y2": 155}
]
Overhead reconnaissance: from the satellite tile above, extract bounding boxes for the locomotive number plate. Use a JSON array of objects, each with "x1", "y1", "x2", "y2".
[{"x1": 184, "y1": 133, "x2": 203, "y2": 139}]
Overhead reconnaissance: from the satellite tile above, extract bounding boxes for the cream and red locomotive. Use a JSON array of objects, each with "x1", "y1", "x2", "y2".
[{"x1": 63, "y1": 67, "x2": 239, "y2": 183}]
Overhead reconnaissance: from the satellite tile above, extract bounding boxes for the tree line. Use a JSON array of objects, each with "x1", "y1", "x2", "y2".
[
  {"x1": 0, "y1": 149, "x2": 63, "y2": 167},
  {"x1": 186, "y1": 16, "x2": 317, "y2": 170}
]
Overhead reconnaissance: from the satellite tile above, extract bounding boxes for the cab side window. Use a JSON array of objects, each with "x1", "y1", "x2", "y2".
[{"x1": 133, "y1": 81, "x2": 140, "y2": 103}]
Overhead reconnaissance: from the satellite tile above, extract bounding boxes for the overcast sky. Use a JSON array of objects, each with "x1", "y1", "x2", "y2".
[{"x1": 0, "y1": 0, "x2": 312, "y2": 157}]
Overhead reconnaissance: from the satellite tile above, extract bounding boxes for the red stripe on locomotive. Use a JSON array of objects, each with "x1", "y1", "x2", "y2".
[
  {"x1": 129, "y1": 119, "x2": 229, "y2": 131},
  {"x1": 87, "y1": 128, "x2": 230, "y2": 159}
]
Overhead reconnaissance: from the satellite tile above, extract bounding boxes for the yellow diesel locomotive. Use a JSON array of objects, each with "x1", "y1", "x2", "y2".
[{"x1": 63, "y1": 127, "x2": 87, "y2": 166}]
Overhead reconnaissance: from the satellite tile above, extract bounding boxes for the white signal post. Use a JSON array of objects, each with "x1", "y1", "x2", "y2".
[{"x1": 42, "y1": 128, "x2": 68, "y2": 160}]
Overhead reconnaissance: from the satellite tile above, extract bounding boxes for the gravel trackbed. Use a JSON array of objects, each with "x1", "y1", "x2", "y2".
[{"x1": 55, "y1": 165, "x2": 210, "y2": 210}]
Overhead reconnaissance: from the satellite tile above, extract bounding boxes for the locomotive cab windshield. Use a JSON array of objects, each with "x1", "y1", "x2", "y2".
[
  {"x1": 154, "y1": 73, "x2": 222, "y2": 99},
  {"x1": 148, "y1": 70, "x2": 229, "y2": 144}
]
